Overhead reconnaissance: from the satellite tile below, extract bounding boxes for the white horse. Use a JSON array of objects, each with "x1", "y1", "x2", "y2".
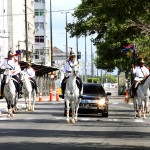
[
  {"x1": 20, "y1": 71, "x2": 36, "y2": 112},
  {"x1": 133, "y1": 75, "x2": 150, "y2": 119},
  {"x1": 65, "y1": 64, "x2": 82, "y2": 124},
  {"x1": 4, "y1": 69, "x2": 18, "y2": 117}
]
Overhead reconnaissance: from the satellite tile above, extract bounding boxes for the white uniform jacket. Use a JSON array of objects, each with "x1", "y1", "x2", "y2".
[
  {"x1": 23, "y1": 67, "x2": 35, "y2": 78},
  {"x1": 0, "y1": 58, "x2": 20, "y2": 76},
  {"x1": 133, "y1": 66, "x2": 149, "y2": 81},
  {"x1": 64, "y1": 60, "x2": 80, "y2": 76}
]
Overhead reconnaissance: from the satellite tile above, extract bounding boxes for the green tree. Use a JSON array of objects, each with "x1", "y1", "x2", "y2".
[{"x1": 67, "y1": 0, "x2": 150, "y2": 74}]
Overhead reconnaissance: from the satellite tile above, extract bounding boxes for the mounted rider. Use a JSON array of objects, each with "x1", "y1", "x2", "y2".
[
  {"x1": 0, "y1": 50, "x2": 22, "y2": 99},
  {"x1": 131, "y1": 58, "x2": 149, "y2": 96},
  {"x1": 23, "y1": 61, "x2": 39, "y2": 95},
  {"x1": 61, "y1": 51, "x2": 83, "y2": 99}
]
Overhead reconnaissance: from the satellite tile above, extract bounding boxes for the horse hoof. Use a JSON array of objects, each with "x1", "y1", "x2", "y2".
[
  {"x1": 66, "y1": 120, "x2": 70, "y2": 123},
  {"x1": 72, "y1": 120, "x2": 76, "y2": 124},
  {"x1": 10, "y1": 113, "x2": 14, "y2": 117},
  {"x1": 7, "y1": 114, "x2": 11, "y2": 118}
]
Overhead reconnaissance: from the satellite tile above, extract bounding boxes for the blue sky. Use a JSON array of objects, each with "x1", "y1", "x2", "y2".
[
  {"x1": 47, "y1": 0, "x2": 93, "y2": 55},
  {"x1": 46, "y1": 0, "x2": 117, "y2": 75}
]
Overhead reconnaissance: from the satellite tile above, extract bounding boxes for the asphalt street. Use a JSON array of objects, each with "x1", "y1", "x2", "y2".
[{"x1": 0, "y1": 88, "x2": 150, "y2": 150}]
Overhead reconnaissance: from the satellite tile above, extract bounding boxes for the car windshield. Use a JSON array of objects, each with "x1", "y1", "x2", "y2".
[{"x1": 83, "y1": 84, "x2": 105, "y2": 95}]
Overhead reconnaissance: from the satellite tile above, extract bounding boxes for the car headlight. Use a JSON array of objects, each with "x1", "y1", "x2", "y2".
[{"x1": 98, "y1": 98, "x2": 106, "y2": 106}]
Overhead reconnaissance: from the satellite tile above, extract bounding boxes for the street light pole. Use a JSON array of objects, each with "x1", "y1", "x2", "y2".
[
  {"x1": 91, "y1": 38, "x2": 94, "y2": 83},
  {"x1": 76, "y1": 36, "x2": 78, "y2": 61},
  {"x1": 65, "y1": 12, "x2": 68, "y2": 59},
  {"x1": 85, "y1": 35, "x2": 87, "y2": 82},
  {"x1": 50, "y1": 0, "x2": 53, "y2": 66},
  {"x1": 25, "y1": 0, "x2": 28, "y2": 61}
]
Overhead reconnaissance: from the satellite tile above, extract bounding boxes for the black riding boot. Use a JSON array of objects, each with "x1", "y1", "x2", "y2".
[
  {"x1": 76, "y1": 77, "x2": 83, "y2": 97},
  {"x1": 60, "y1": 77, "x2": 68, "y2": 99},
  {"x1": 0, "y1": 76, "x2": 6, "y2": 99}
]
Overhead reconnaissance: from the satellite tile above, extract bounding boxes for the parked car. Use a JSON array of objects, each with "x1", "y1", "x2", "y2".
[{"x1": 64, "y1": 83, "x2": 111, "y2": 117}]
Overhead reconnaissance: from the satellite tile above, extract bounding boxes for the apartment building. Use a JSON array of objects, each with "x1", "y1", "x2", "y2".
[
  {"x1": 0, "y1": 0, "x2": 35, "y2": 62},
  {"x1": 0, "y1": 0, "x2": 8, "y2": 61},
  {"x1": 34, "y1": 0, "x2": 51, "y2": 65}
]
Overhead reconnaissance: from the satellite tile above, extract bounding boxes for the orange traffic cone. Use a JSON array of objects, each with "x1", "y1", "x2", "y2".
[
  {"x1": 125, "y1": 90, "x2": 129, "y2": 103},
  {"x1": 39, "y1": 92, "x2": 43, "y2": 102},
  {"x1": 50, "y1": 87, "x2": 53, "y2": 102},
  {"x1": 56, "y1": 88, "x2": 59, "y2": 102}
]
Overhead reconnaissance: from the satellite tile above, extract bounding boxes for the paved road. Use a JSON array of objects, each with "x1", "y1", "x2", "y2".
[{"x1": 0, "y1": 89, "x2": 150, "y2": 150}]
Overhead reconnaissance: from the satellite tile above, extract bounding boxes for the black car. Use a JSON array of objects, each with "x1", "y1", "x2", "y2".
[
  {"x1": 64, "y1": 83, "x2": 111, "y2": 117},
  {"x1": 78, "y1": 83, "x2": 111, "y2": 117}
]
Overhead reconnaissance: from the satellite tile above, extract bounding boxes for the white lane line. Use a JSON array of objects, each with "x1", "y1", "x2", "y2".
[
  {"x1": 0, "y1": 117, "x2": 9, "y2": 120},
  {"x1": 134, "y1": 119, "x2": 145, "y2": 122}
]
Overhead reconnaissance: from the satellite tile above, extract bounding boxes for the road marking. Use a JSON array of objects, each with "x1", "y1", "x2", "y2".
[
  {"x1": 134, "y1": 119, "x2": 145, "y2": 122},
  {"x1": 0, "y1": 117, "x2": 9, "y2": 120}
]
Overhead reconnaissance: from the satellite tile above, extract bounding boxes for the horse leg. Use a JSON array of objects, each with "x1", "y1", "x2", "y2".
[
  {"x1": 7, "y1": 99, "x2": 14, "y2": 117},
  {"x1": 28, "y1": 92, "x2": 32, "y2": 111},
  {"x1": 25, "y1": 97, "x2": 28, "y2": 111},
  {"x1": 75, "y1": 99, "x2": 80, "y2": 122},
  {"x1": 133, "y1": 98, "x2": 138, "y2": 118},
  {"x1": 31, "y1": 92, "x2": 35, "y2": 112},
  {"x1": 141, "y1": 100, "x2": 146, "y2": 119},
  {"x1": 66, "y1": 99, "x2": 70, "y2": 123},
  {"x1": 71, "y1": 101, "x2": 76, "y2": 124},
  {"x1": 145, "y1": 97, "x2": 149, "y2": 114}
]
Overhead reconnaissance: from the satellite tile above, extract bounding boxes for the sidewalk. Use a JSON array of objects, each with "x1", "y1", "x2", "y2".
[{"x1": 0, "y1": 96, "x2": 63, "y2": 114}]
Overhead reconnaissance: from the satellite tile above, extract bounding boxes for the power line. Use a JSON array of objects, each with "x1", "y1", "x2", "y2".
[
  {"x1": 0, "y1": 8, "x2": 75, "y2": 17},
  {"x1": 0, "y1": 5, "x2": 101, "y2": 17}
]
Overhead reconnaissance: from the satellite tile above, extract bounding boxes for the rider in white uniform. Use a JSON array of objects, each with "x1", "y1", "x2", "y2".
[
  {"x1": 131, "y1": 58, "x2": 149, "y2": 96},
  {"x1": 0, "y1": 51, "x2": 22, "y2": 99},
  {"x1": 61, "y1": 51, "x2": 82, "y2": 99},
  {"x1": 23, "y1": 62, "x2": 39, "y2": 95}
]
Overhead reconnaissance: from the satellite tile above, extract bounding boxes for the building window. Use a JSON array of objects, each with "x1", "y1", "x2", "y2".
[
  {"x1": 35, "y1": 49, "x2": 40, "y2": 59},
  {"x1": 35, "y1": 9, "x2": 45, "y2": 16},
  {"x1": 35, "y1": 22, "x2": 44, "y2": 30},
  {"x1": 35, "y1": 0, "x2": 45, "y2": 3},
  {"x1": 35, "y1": 36, "x2": 44, "y2": 43}
]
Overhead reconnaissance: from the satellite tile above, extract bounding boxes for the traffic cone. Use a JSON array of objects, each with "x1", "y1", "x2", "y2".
[
  {"x1": 39, "y1": 92, "x2": 42, "y2": 102},
  {"x1": 125, "y1": 90, "x2": 129, "y2": 103},
  {"x1": 56, "y1": 88, "x2": 59, "y2": 102},
  {"x1": 50, "y1": 87, "x2": 53, "y2": 102}
]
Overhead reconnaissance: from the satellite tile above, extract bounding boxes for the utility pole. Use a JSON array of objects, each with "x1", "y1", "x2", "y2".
[
  {"x1": 65, "y1": 12, "x2": 68, "y2": 59},
  {"x1": 85, "y1": 35, "x2": 87, "y2": 82},
  {"x1": 91, "y1": 38, "x2": 94, "y2": 83},
  {"x1": 25, "y1": 0, "x2": 28, "y2": 62},
  {"x1": 50, "y1": 0, "x2": 53, "y2": 66},
  {"x1": 76, "y1": 36, "x2": 78, "y2": 61}
]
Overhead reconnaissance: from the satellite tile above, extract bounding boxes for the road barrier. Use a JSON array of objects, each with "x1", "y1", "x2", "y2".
[
  {"x1": 56, "y1": 88, "x2": 59, "y2": 102},
  {"x1": 124, "y1": 90, "x2": 129, "y2": 103},
  {"x1": 39, "y1": 92, "x2": 43, "y2": 102},
  {"x1": 50, "y1": 87, "x2": 53, "y2": 101}
]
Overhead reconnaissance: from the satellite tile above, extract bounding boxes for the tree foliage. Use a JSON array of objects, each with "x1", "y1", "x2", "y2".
[{"x1": 67, "y1": 0, "x2": 150, "y2": 74}]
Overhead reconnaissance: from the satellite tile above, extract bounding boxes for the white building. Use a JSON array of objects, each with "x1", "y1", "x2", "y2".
[
  {"x1": 0, "y1": 0, "x2": 35, "y2": 62},
  {"x1": 34, "y1": 0, "x2": 51, "y2": 65},
  {"x1": 0, "y1": 0, "x2": 9, "y2": 60}
]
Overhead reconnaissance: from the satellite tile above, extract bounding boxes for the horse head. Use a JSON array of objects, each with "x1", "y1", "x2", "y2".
[
  {"x1": 20, "y1": 71, "x2": 29, "y2": 81},
  {"x1": 4, "y1": 69, "x2": 13, "y2": 84},
  {"x1": 70, "y1": 64, "x2": 79, "y2": 76}
]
